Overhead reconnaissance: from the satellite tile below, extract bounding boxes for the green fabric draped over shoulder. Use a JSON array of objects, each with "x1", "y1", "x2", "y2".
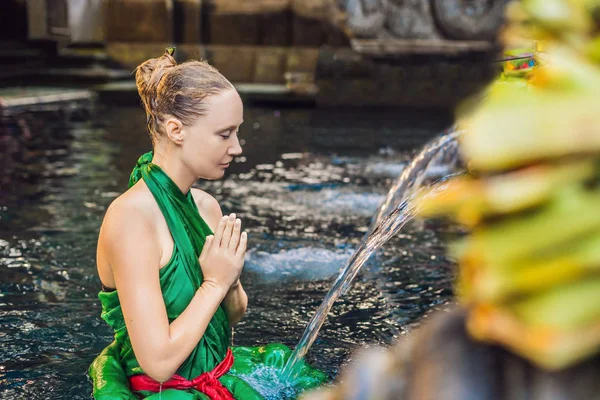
[{"x1": 88, "y1": 152, "x2": 327, "y2": 399}]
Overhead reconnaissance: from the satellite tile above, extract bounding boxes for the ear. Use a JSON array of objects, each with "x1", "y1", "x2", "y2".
[{"x1": 165, "y1": 118, "x2": 184, "y2": 144}]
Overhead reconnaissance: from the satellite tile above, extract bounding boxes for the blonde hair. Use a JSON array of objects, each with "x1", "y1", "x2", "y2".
[{"x1": 135, "y1": 49, "x2": 234, "y2": 144}]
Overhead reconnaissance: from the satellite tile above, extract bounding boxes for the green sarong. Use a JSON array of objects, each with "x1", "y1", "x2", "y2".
[{"x1": 88, "y1": 152, "x2": 326, "y2": 399}]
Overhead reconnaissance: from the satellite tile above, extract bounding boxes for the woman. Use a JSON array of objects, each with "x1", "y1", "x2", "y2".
[{"x1": 88, "y1": 49, "x2": 326, "y2": 399}]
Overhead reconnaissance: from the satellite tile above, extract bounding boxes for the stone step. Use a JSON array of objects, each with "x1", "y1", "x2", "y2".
[
  {"x1": 351, "y1": 38, "x2": 495, "y2": 57},
  {"x1": 0, "y1": 48, "x2": 45, "y2": 59},
  {"x1": 0, "y1": 87, "x2": 95, "y2": 115},
  {"x1": 94, "y1": 80, "x2": 316, "y2": 105},
  {"x1": 58, "y1": 47, "x2": 110, "y2": 61},
  {"x1": 0, "y1": 64, "x2": 44, "y2": 81},
  {"x1": 0, "y1": 41, "x2": 53, "y2": 64},
  {"x1": 38, "y1": 66, "x2": 132, "y2": 80}
]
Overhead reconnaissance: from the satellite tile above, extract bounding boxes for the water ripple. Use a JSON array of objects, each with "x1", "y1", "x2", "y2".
[
  {"x1": 0, "y1": 105, "x2": 456, "y2": 398},
  {"x1": 245, "y1": 246, "x2": 355, "y2": 281}
]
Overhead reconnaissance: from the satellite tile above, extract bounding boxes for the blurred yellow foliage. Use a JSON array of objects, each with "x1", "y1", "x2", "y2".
[{"x1": 415, "y1": 0, "x2": 600, "y2": 369}]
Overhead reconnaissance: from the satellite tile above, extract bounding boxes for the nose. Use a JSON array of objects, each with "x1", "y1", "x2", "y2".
[{"x1": 228, "y1": 135, "x2": 243, "y2": 156}]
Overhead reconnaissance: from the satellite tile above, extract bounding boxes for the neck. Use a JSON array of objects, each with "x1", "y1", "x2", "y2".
[{"x1": 151, "y1": 148, "x2": 196, "y2": 195}]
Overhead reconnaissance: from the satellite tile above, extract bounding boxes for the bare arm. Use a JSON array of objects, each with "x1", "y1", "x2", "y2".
[
  {"x1": 102, "y1": 200, "x2": 244, "y2": 382},
  {"x1": 223, "y1": 281, "x2": 248, "y2": 326}
]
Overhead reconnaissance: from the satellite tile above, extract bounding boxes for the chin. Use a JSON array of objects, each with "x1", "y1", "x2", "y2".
[{"x1": 203, "y1": 170, "x2": 226, "y2": 181}]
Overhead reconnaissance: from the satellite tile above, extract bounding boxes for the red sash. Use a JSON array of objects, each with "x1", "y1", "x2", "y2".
[{"x1": 129, "y1": 348, "x2": 235, "y2": 400}]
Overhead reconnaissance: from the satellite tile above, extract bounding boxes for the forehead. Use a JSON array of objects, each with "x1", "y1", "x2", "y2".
[{"x1": 202, "y1": 89, "x2": 243, "y2": 126}]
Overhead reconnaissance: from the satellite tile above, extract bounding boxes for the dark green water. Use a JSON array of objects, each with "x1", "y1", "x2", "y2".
[{"x1": 0, "y1": 103, "x2": 456, "y2": 398}]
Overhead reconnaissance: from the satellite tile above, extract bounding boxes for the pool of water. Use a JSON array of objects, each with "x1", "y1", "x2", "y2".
[{"x1": 0, "y1": 103, "x2": 457, "y2": 398}]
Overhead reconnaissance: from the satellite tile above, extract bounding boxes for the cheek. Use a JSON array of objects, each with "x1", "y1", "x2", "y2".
[
  {"x1": 211, "y1": 138, "x2": 230, "y2": 155},
  {"x1": 186, "y1": 137, "x2": 225, "y2": 163}
]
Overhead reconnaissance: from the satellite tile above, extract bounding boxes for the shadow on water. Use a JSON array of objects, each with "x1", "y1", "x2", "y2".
[{"x1": 0, "y1": 102, "x2": 458, "y2": 398}]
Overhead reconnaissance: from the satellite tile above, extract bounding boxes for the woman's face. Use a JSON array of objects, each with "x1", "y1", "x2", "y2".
[{"x1": 180, "y1": 89, "x2": 244, "y2": 180}]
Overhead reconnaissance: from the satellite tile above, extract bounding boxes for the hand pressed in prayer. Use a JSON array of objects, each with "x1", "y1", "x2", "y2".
[{"x1": 199, "y1": 213, "x2": 247, "y2": 292}]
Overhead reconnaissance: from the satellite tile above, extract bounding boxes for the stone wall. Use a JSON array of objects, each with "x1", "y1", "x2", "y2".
[
  {"x1": 315, "y1": 47, "x2": 498, "y2": 107},
  {"x1": 103, "y1": 0, "x2": 174, "y2": 42},
  {"x1": 100, "y1": 0, "x2": 348, "y2": 47},
  {"x1": 105, "y1": 43, "x2": 319, "y2": 85}
]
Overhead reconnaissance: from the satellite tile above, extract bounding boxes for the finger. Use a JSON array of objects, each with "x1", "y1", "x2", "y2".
[
  {"x1": 204, "y1": 235, "x2": 213, "y2": 252},
  {"x1": 214, "y1": 216, "x2": 228, "y2": 246},
  {"x1": 200, "y1": 235, "x2": 213, "y2": 262},
  {"x1": 229, "y1": 218, "x2": 241, "y2": 251},
  {"x1": 221, "y1": 213, "x2": 236, "y2": 247},
  {"x1": 236, "y1": 231, "x2": 247, "y2": 259}
]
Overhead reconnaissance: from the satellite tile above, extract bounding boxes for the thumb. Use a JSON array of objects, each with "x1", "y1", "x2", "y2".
[{"x1": 200, "y1": 235, "x2": 213, "y2": 261}]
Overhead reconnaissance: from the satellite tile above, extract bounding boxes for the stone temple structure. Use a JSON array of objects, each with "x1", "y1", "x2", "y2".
[{"x1": 1, "y1": 0, "x2": 507, "y2": 107}]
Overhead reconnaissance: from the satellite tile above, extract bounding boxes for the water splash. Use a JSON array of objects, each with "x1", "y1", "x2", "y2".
[
  {"x1": 245, "y1": 246, "x2": 355, "y2": 281},
  {"x1": 233, "y1": 366, "x2": 307, "y2": 400},
  {"x1": 365, "y1": 162, "x2": 406, "y2": 177},
  {"x1": 291, "y1": 189, "x2": 385, "y2": 217},
  {"x1": 282, "y1": 130, "x2": 462, "y2": 377}
]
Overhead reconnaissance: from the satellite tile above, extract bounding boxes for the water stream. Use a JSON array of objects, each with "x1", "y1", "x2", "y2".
[
  {"x1": 281, "y1": 131, "x2": 461, "y2": 378},
  {"x1": 369, "y1": 129, "x2": 461, "y2": 233}
]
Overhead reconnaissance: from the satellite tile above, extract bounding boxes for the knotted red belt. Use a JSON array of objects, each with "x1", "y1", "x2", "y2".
[{"x1": 129, "y1": 348, "x2": 235, "y2": 400}]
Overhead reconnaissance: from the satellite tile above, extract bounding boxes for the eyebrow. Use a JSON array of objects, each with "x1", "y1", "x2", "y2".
[{"x1": 216, "y1": 121, "x2": 243, "y2": 134}]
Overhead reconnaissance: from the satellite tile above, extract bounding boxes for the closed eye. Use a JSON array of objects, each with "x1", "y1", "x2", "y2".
[{"x1": 221, "y1": 129, "x2": 240, "y2": 140}]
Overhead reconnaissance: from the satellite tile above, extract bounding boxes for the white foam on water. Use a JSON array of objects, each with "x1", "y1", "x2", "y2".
[
  {"x1": 238, "y1": 184, "x2": 385, "y2": 218},
  {"x1": 290, "y1": 189, "x2": 385, "y2": 217},
  {"x1": 365, "y1": 162, "x2": 406, "y2": 177},
  {"x1": 234, "y1": 366, "x2": 299, "y2": 400},
  {"x1": 244, "y1": 246, "x2": 355, "y2": 281}
]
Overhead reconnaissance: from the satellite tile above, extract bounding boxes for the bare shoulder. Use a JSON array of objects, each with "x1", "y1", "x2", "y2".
[
  {"x1": 191, "y1": 188, "x2": 223, "y2": 232},
  {"x1": 97, "y1": 182, "x2": 165, "y2": 288},
  {"x1": 100, "y1": 182, "x2": 157, "y2": 248}
]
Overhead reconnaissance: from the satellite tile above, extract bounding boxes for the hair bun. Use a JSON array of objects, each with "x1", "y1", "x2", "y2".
[{"x1": 135, "y1": 48, "x2": 177, "y2": 114}]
